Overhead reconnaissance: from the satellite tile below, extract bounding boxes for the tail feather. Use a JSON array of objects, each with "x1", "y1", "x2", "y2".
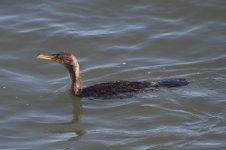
[{"x1": 155, "y1": 78, "x2": 189, "y2": 88}]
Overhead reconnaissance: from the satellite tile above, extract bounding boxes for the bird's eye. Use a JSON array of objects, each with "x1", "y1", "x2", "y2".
[{"x1": 52, "y1": 54, "x2": 60, "y2": 59}]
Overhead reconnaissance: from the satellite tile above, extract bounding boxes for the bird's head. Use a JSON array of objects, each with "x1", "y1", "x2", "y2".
[{"x1": 37, "y1": 52, "x2": 76, "y2": 67}]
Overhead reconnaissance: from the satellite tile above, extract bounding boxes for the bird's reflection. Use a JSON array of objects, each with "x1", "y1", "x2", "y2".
[{"x1": 43, "y1": 94, "x2": 85, "y2": 140}]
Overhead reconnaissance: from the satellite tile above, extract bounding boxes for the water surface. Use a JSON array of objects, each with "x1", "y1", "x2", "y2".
[{"x1": 0, "y1": 1, "x2": 226, "y2": 150}]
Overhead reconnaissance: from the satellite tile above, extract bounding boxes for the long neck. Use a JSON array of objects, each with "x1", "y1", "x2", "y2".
[{"x1": 65, "y1": 57, "x2": 82, "y2": 96}]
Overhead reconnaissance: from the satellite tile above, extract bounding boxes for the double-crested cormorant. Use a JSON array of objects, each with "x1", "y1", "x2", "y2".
[{"x1": 37, "y1": 52, "x2": 189, "y2": 99}]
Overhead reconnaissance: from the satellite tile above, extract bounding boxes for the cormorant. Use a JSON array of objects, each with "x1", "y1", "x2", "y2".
[{"x1": 37, "y1": 52, "x2": 189, "y2": 99}]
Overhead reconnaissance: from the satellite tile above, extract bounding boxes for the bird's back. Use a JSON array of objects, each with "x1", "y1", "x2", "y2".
[
  {"x1": 81, "y1": 80, "x2": 155, "y2": 99},
  {"x1": 81, "y1": 78, "x2": 189, "y2": 99}
]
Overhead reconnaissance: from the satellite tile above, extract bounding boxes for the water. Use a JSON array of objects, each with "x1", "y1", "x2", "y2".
[{"x1": 0, "y1": 0, "x2": 226, "y2": 149}]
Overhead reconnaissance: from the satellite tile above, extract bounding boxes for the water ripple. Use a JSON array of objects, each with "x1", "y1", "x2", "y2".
[{"x1": 0, "y1": 0, "x2": 226, "y2": 150}]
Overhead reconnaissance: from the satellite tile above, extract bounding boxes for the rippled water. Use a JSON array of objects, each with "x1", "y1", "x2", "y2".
[{"x1": 0, "y1": 1, "x2": 226, "y2": 149}]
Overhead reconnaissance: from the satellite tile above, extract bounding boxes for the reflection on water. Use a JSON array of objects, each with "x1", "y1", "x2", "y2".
[{"x1": 44, "y1": 95, "x2": 86, "y2": 140}]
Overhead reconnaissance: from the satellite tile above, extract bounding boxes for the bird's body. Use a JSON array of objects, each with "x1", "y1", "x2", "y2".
[
  {"x1": 37, "y1": 52, "x2": 189, "y2": 99},
  {"x1": 81, "y1": 80, "x2": 154, "y2": 99}
]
